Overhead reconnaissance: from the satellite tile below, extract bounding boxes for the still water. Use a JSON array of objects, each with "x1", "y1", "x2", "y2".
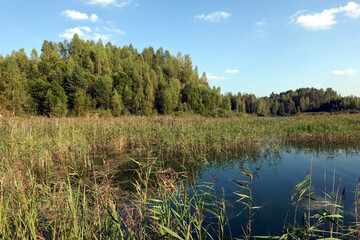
[{"x1": 195, "y1": 148, "x2": 360, "y2": 236}]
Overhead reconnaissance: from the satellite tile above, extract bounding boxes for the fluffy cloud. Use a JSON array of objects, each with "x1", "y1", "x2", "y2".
[
  {"x1": 294, "y1": 10, "x2": 337, "y2": 30},
  {"x1": 59, "y1": 26, "x2": 92, "y2": 40},
  {"x1": 343, "y1": 1, "x2": 360, "y2": 18},
  {"x1": 332, "y1": 69, "x2": 357, "y2": 75},
  {"x1": 290, "y1": 2, "x2": 360, "y2": 30},
  {"x1": 61, "y1": 10, "x2": 99, "y2": 22},
  {"x1": 206, "y1": 73, "x2": 228, "y2": 80},
  {"x1": 224, "y1": 69, "x2": 239, "y2": 74},
  {"x1": 89, "y1": 14, "x2": 99, "y2": 22},
  {"x1": 195, "y1": 12, "x2": 231, "y2": 22},
  {"x1": 87, "y1": 0, "x2": 132, "y2": 7},
  {"x1": 59, "y1": 22, "x2": 125, "y2": 41}
]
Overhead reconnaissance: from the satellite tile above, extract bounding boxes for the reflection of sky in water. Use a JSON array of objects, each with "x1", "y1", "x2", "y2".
[{"x1": 195, "y1": 149, "x2": 360, "y2": 237}]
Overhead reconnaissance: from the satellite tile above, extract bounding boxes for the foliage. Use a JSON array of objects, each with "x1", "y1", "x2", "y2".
[
  {"x1": 0, "y1": 35, "x2": 223, "y2": 116},
  {"x1": 1, "y1": 115, "x2": 360, "y2": 238},
  {"x1": 1, "y1": 35, "x2": 359, "y2": 117}
]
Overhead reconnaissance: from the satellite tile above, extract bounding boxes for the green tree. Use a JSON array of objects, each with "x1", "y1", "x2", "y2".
[
  {"x1": 122, "y1": 84, "x2": 133, "y2": 111},
  {"x1": 63, "y1": 64, "x2": 86, "y2": 110},
  {"x1": 30, "y1": 48, "x2": 39, "y2": 64},
  {"x1": 181, "y1": 82, "x2": 200, "y2": 113},
  {"x1": 44, "y1": 88, "x2": 67, "y2": 117},
  {"x1": 221, "y1": 96, "x2": 231, "y2": 111},
  {"x1": 0, "y1": 56, "x2": 28, "y2": 115},
  {"x1": 133, "y1": 81, "x2": 145, "y2": 114},
  {"x1": 73, "y1": 89, "x2": 88, "y2": 116},
  {"x1": 111, "y1": 89, "x2": 124, "y2": 116},
  {"x1": 143, "y1": 74, "x2": 155, "y2": 115},
  {"x1": 93, "y1": 77, "x2": 110, "y2": 109}
]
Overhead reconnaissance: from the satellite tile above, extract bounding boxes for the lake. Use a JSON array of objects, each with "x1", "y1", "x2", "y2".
[
  {"x1": 194, "y1": 147, "x2": 360, "y2": 237},
  {"x1": 95, "y1": 146, "x2": 360, "y2": 238}
]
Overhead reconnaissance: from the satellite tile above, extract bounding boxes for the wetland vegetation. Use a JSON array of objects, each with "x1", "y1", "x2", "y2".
[
  {"x1": 0, "y1": 114, "x2": 360, "y2": 239},
  {"x1": 1, "y1": 36, "x2": 360, "y2": 239}
]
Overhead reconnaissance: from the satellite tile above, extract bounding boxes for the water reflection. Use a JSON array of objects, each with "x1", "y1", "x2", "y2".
[
  {"x1": 94, "y1": 146, "x2": 359, "y2": 237},
  {"x1": 195, "y1": 147, "x2": 360, "y2": 236}
]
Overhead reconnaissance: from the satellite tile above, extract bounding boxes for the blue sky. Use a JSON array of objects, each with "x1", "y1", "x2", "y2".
[{"x1": 1, "y1": 0, "x2": 360, "y2": 97}]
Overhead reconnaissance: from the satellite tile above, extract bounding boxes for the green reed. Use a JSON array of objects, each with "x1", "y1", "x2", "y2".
[{"x1": 1, "y1": 114, "x2": 360, "y2": 239}]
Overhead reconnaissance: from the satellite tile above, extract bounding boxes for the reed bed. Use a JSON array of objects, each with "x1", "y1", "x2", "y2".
[
  {"x1": 2, "y1": 114, "x2": 360, "y2": 162},
  {"x1": 0, "y1": 114, "x2": 360, "y2": 239}
]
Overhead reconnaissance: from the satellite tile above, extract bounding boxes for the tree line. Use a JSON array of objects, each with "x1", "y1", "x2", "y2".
[
  {"x1": 0, "y1": 35, "x2": 359, "y2": 117},
  {"x1": 227, "y1": 88, "x2": 360, "y2": 116}
]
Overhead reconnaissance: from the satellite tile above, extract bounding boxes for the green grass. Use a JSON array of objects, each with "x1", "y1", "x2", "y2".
[{"x1": 0, "y1": 114, "x2": 360, "y2": 239}]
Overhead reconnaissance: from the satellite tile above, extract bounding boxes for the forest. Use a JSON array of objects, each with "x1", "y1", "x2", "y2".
[{"x1": 0, "y1": 34, "x2": 359, "y2": 117}]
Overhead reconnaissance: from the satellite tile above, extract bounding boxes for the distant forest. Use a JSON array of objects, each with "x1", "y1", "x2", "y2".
[{"x1": 0, "y1": 34, "x2": 359, "y2": 117}]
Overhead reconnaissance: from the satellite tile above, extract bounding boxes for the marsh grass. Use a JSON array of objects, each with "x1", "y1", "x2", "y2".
[{"x1": 1, "y1": 114, "x2": 360, "y2": 239}]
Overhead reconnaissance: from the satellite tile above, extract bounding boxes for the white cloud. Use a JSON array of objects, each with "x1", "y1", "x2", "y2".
[
  {"x1": 81, "y1": 26, "x2": 91, "y2": 32},
  {"x1": 94, "y1": 33, "x2": 110, "y2": 41},
  {"x1": 59, "y1": 23, "x2": 125, "y2": 41},
  {"x1": 206, "y1": 73, "x2": 228, "y2": 80},
  {"x1": 104, "y1": 23, "x2": 126, "y2": 35},
  {"x1": 89, "y1": 14, "x2": 99, "y2": 22},
  {"x1": 342, "y1": 1, "x2": 360, "y2": 18},
  {"x1": 255, "y1": 21, "x2": 266, "y2": 26},
  {"x1": 61, "y1": 10, "x2": 88, "y2": 20},
  {"x1": 296, "y1": 11, "x2": 337, "y2": 30},
  {"x1": 332, "y1": 69, "x2": 357, "y2": 75},
  {"x1": 224, "y1": 69, "x2": 239, "y2": 74},
  {"x1": 254, "y1": 29, "x2": 265, "y2": 37},
  {"x1": 254, "y1": 20, "x2": 267, "y2": 37},
  {"x1": 61, "y1": 10, "x2": 99, "y2": 22},
  {"x1": 195, "y1": 11, "x2": 231, "y2": 22},
  {"x1": 290, "y1": 2, "x2": 360, "y2": 30},
  {"x1": 87, "y1": 0, "x2": 132, "y2": 7},
  {"x1": 59, "y1": 26, "x2": 92, "y2": 40},
  {"x1": 314, "y1": 84, "x2": 322, "y2": 89}
]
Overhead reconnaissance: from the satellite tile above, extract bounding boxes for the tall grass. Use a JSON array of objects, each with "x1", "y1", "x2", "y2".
[
  {"x1": 2, "y1": 114, "x2": 360, "y2": 163},
  {"x1": 0, "y1": 154, "x2": 230, "y2": 239},
  {"x1": 1, "y1": 114, "x2": 360, "y2": 238}
]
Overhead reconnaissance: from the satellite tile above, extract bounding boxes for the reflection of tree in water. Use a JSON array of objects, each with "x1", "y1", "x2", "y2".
[
  {"x1": 194, "y1": 145, "x2": 284, "y2": 180},
  {"x1": 92, "y1": 145, "x2": 358, "y2": 192},
  {"x1": 195, "y1": 145, "x2": 358, "y2": 181}
]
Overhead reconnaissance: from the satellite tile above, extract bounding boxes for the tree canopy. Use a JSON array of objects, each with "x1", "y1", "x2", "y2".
[{"x1": 0, "y1": 35, "x2": 359, "y2": 117}]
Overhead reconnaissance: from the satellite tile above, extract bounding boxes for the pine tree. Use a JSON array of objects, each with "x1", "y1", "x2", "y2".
[
  {"x1": 64, "y1": 64, "x2": 86, "y2": 110},
  {"x1": 93, "y1": 77, "x2": 110, "y2": 109}
]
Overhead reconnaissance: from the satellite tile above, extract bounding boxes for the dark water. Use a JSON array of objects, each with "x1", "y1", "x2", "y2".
[{"x1": 195, "y1": 148, "x2": 360, "y2": 237}]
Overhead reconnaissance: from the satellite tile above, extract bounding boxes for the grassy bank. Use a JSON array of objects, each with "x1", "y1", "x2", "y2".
[
  {"x1": 2, "y1": 114, "x2": 360, "y2": 160},
  {"x1": 1, "y1": 114, "x2": 360, "y2": 239}
]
